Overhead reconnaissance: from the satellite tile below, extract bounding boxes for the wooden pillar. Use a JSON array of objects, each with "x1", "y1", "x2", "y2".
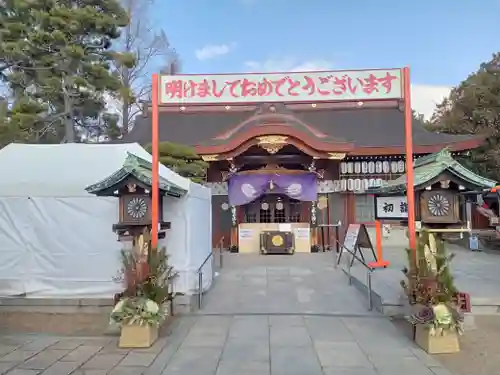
[{"x1": 345, "y1": 193, "x2": 356, "y2": 225}]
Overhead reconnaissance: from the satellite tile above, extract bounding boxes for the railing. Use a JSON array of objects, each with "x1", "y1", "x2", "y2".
[
  {"x1": 334, "y1": 239, "x2": 374, "y2": 311},
  {"x1": 197, "y1": 236, "x2": 225, "y2": 309}
]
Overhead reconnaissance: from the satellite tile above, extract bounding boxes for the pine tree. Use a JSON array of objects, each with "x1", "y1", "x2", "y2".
[
  {"x1": 429, "y1": 53, "x2": 500, "y2": 180},
  {"x1": 0, "y1": 0, "x2": 135, "y2": 142},
  {"x1": 146, "y1": 142, "x2": 208, "y2": 184}
]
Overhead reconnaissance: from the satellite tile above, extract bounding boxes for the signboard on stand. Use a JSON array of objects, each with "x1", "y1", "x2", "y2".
[
  {"x1": 343, "y1": 224, "x2": 361, "y2": 251},
  {"x1": 338, "y1": 223, "x2": 377, "y2": 266}
]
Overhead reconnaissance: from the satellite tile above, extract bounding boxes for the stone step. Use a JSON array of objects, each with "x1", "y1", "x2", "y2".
[{"x1": 0, "y1": 295, "x2": 197, "y2": 334}]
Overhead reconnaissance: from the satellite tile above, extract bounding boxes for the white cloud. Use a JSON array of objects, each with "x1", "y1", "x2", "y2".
[
  {"x1": 411, "y1": 84, "x2": 450, "y2": 120},
  {"x1": 243, "y1": 58, "x2": 450, "y2": 120},
  {"x1": 195, "y1": 43, "x2": 235, "y2": 61}
]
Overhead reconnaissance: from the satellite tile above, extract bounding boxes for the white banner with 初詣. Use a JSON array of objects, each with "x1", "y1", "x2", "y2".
[{"x1": 375, "y1": 196, "x2": 408, "y2": 219}]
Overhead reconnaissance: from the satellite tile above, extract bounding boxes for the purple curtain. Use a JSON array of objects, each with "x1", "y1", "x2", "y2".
[{"x1": 228, "y1": 173, "x2": 317, "y2": 206}]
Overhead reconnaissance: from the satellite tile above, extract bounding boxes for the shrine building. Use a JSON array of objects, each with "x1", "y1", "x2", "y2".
[{"x1": 122, "y1": 69, "x2": 482, "y2": 253}]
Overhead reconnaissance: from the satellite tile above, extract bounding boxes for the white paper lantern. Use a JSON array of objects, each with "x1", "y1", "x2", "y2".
[
  {"x1": 347, "y1": 179, "x2": 354, "y2": 191},
  {"x1": 375, "y1": 161, "x2": 382, "y2": 173},
  {"x1": 363, "y1": 179, "x2": 369, "y2": 190},
  {"x1": 340, "y1": 162, "x2": 347, "y2": 174},
  {"x1": 398, "y1": 160, "x2": 405, "y2": 173},
  {"x1": 261, "y1": 202, "x2": 269, "y2": 210},
  {"x1": 354, "y1": 179, "x2": 361, "y2": 191},
  {"x1": 354, "y1": 162, "x2": 361, "y2": 174},
  {"x1": 382, "y1": 161, "x2": 390, "y2": 173},
  {"x1": 391, "y1": 161, "x2": 398, "y2": 173},
  {"x1": 361, "y1": 161, "x2": 368, "y2": 173},
  {"x1": 340, "y1": 179, "x2": 347, "y2": 191},
  {"x1": 368, "y1": 161, "x2": 375, "y2": 173},
  {"x1": 347, "y1": 162, "x2": 354, "y2": 174},
  {"x1": 368, "y1": 178, "x2": 375, "y2": 187}
]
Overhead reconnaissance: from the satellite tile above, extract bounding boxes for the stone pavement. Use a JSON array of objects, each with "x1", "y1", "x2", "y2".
[
  {"x1": 200, "y1": 252, "x2": 369, "y2": 315},
  {"x1": 347, "y1": 228, "x2": 500, "y2": 314},
  {"x1": 0, "y1": 253, "x2": 456, "y2": 375}
]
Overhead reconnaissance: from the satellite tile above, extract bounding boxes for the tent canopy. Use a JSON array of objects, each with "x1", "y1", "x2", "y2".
[
  {"x1": 0, "y1": 143, "x2": 190, "y2": 197},
  {"x1": 0, "y1": 143, "x2": 212, "y2": 298}
]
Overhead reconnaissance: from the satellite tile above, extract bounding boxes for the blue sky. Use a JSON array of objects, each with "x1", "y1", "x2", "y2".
[{"x1": 150, "y1": 0, "x2": 500, "y2": 116}]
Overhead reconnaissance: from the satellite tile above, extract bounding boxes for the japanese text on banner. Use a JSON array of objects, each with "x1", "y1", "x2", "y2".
[{"x1": 159, "y1": 70, "x2": 402, "y2": 104}]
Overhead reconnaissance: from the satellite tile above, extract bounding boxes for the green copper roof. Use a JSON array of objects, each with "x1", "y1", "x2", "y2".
[
  {"x1": 85, "y1": 153, "x2": 187, "y2": 197},
  {"x1": 368, "y1": 148, "x2": 497, "y2": 194}
]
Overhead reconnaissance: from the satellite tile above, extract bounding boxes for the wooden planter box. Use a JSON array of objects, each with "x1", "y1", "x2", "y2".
[
  {"x1": 414, "y1": 324, "x2": 460, "y2": 354},
  {"x1": 119, "y1": 324, "x2": 159, "y2": 348}
]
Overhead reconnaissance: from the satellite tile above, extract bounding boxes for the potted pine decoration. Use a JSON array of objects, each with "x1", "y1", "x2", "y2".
[
  {"x1": 110, "y1": 297, "x2": 165, "y2": 347},
  {"x1": 111, "y1": 229, "x2": 178, "y2": 348},
  {"x1": 401, "y1": 230, "x2": 464, "y2": 354}
]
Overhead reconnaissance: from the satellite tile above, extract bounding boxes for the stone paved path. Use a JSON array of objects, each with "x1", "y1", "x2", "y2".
[
  {"x1": 201, "y1": 252, "x2": 369, "y2": 315},
  {"x1": 0, "y1": 253, "x2": 456, "y2": 375}
]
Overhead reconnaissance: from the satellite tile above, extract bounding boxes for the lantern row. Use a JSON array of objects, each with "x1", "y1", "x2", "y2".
[
  {"x1": 330, "y1": 178, "x2": 384, "y2": 192},
  {"x1": 340, "y1": 160, "x2": 405, "y2": 175}
]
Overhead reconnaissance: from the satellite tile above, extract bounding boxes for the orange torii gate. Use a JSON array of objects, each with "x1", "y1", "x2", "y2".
[{"x1": 148, "y1": 67, "x2": 418, "y2": 263}]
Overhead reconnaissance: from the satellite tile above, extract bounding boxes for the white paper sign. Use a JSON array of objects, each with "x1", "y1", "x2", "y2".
[
  {"x1": 278, "y1": 223, "x2": 292, "y2": 232},
  {"x1": 343, "y1": 224, "x2": 360, "y2": 251},
  {"x1": 375, "y1": 196, "x2": 408, "y2": 219},
  {"x1": 294, "y1": 228, "x2": 310, "y2": 240},
  {"x1": 238, "y1": 229, "x2": 254, "y2": 241}
]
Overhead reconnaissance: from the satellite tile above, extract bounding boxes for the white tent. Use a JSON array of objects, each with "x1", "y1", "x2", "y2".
[{"x1": 0, "y1": 143, "x2": 212, "y2": 298}]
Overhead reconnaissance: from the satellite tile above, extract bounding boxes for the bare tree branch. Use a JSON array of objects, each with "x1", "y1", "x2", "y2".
[{"x1": 114, "y1": 0, "x2": 179, "y2": 135}]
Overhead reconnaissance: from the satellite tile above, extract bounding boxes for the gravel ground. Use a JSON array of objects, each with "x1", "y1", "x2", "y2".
[
  {"x1": 394, "y1": 315, "x2": 500, "y2": 375},
  {"x1": 436, "y1": 315, "x2": 500, "y2": 375}
]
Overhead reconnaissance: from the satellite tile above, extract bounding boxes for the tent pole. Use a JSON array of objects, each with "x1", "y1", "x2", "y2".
[{"x1": 151, "y1": 73, "x2": 160, "y2": 249}]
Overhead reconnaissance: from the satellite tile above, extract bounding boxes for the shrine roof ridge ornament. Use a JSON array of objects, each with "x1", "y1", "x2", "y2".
[{"x1": 159, "y1": 68, "x2": 403, "y2": 105}]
